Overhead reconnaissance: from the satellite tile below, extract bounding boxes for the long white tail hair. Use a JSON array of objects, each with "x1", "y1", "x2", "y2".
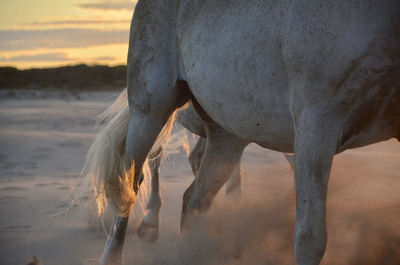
[{"x1": 79, "y1": 88, "x2": 177, "y2": 217}]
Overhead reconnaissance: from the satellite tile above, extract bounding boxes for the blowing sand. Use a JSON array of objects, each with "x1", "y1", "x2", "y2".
[{"x1": 0, "y1": 90, "x2": 399, "y2": 265}]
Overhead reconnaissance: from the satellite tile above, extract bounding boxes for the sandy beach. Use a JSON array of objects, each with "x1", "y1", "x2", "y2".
[{"x1": 0, "y1": 90, "x2": 399, "y2": 265}]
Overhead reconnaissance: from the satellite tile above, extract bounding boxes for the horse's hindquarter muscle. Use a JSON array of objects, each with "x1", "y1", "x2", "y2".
[
  {"x1": 125, "y1": 0, "x2": 189, "y2": 176},
  {"x1": 177, "y1": 0, "x2": 400, "y2": 153},
  {"x1": 128, "y1": 0, "x2": 185, "y2": 113}
]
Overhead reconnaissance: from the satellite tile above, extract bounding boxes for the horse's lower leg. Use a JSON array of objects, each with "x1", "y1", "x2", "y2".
[
  {"x1": 180, "y1": 179, "x2": 196, "y2": 230},
  {"x1": 179, "y1": 137, "x2": 206, "y2": 230},
  {"x1": 181, "y1": 120, "x2": 247, "y2": 230},
  {"x1": 99, "y1": 117, "x2": 169, "y2": 264},
  {"x1": 293, "y1": 114, "x2": 337, "y2": 265},
  {"x1": 100, "y1": 216, "x2": 129, "y2": 265},
  {"x1": 137, "y1": 149, "x2": 163, "y2": 243}
]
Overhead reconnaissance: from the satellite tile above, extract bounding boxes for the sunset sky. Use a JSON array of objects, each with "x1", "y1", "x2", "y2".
[{"x1": 0, "y1": 0, "x2": 138, "y2": 69}]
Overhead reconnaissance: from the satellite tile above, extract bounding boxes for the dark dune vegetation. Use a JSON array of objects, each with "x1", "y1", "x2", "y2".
[{"x1": 0, "y1": 64, "x2": 126, "y2": 91}]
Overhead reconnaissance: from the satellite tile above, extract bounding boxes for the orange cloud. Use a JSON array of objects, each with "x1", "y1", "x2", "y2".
[
  {"x1": 78, "y1": 1, "x2": 135, "y2": 11},
  {"x1": 0, "y1": 51, "x2": 118, "y2": 62},
  {"x1": 22, "y1": 19, "x2": 131, "y2": 27},
  {"x1": 0, "y1": 52, "x2": 73, "y2": 62},
  {"x1": 0, "y1": 29, "x2": 129, "y2": 51}
]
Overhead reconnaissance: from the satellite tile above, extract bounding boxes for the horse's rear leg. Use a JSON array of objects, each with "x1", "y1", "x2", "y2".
[
  {"x1": 101, "y1": 88, "x2": 189, "y2": 261},
  {"x1": 101, "y1": 102, "x2": 187, "y2": 264},
  {"x1": 99, "y1": 0, "x2": 187, "y2": 262},
  {"x1": 293, "y1": 112, "x2": 338, "y2": 265},
  {"x1": 181, "y1": 119, "x2": 247, "y2": 229},
  {"x1": 137, "y1": 148, "x2": 163, "y2": 243}
]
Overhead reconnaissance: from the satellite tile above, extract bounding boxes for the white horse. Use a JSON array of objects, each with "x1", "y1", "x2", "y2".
[{"x1": 82, "y1": 1, "x2": 400, "y2": 264}]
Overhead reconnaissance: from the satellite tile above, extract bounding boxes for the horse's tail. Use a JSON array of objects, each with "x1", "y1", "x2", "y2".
[{"x1": 79, "y1": 88, "x2": 176, "y2": 217}]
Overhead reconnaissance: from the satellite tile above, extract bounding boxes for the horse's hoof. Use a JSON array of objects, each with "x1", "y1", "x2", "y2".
[
  {"x1": 100, "y1": 253, "x2": 123, "y2": 265},
  {"x1": 137, "y1": 221, "x2": 159, "y2": 243},
  {"x1": 180, "y1": 208, "x2": 200, "y2": 232}
]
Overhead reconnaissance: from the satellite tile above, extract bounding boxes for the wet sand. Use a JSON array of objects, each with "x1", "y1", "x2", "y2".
[{"x1": 0, "y1": 90, "x2": 399, "y2": 265}]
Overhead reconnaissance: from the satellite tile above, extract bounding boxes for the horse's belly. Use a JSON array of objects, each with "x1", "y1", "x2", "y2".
[
  {"x1": 191, "y1": 81, "x2": 294, "y2": 152},
  {"x1": 192, "y1": 90, "x2": 295, "y2": 152}
]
